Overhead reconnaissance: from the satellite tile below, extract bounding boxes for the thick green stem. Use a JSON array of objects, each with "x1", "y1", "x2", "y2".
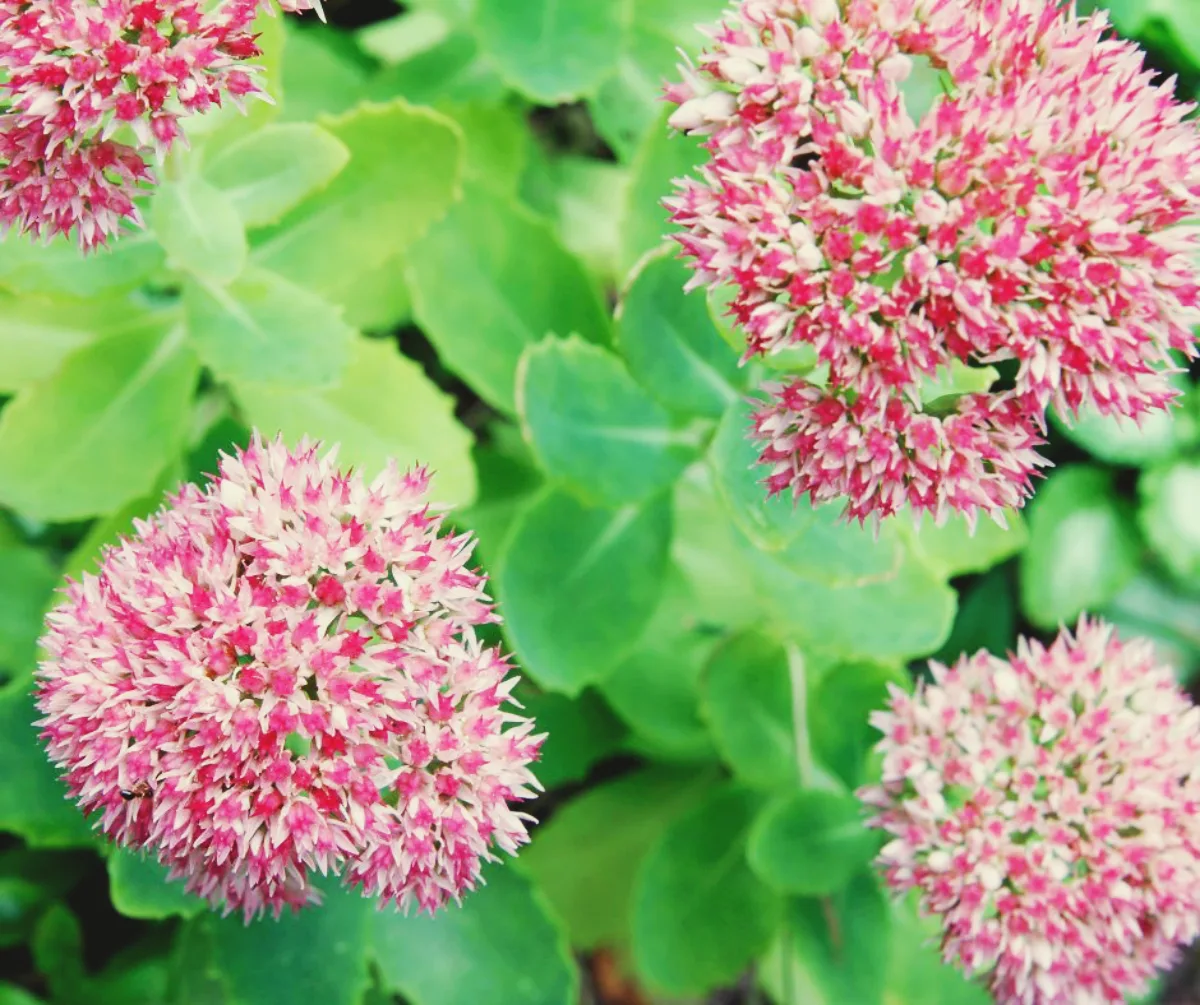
[{"x1": 786, "y1": 643, "x2": 816, "y2": 789}]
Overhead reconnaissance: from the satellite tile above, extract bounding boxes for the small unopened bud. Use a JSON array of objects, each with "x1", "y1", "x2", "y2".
[
  {"x1": 805, "y1": 0, "x2": 840, "y2": 26},
  {"x1": 668, "y1": 97, "x2": 708, "y2": 132},
  {"x1": 914, "y1": 191, "x2": 949, "y2": 227},
  {"x1": 878, "y1": 53, "x2": 912, "y2": 82},
  {"x1": 719, "y1": 56, "x2": 759, "y2": 84},
  {"x1": 838, "y1": 99, "x2": 871, "y2": 138},
  {"x1": 795, "y1": 26, "x2": 824, "y2": 58}
]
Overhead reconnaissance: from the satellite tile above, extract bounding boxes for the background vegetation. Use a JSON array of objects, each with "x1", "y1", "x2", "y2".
[{"x1": 1, "y1": 0, "x2": 1199, "y2": 1002}]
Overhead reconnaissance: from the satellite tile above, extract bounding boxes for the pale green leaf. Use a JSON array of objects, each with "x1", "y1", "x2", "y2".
[
  {"x1": 151, "y1": 176, "x2": 248, "y2": 284},
  {"x1": 234, "y1": 334, "x2": 476, "y2": 508},
  {"x1": 0, "y1": 325, "x2": 198, "y2": 521},
  {"x1": 183, "y1": 267, "x2": 354, "y2": 389},
  {"x1": 253, "y1": 100, "x2": 463, "y2": 301},
  {"x1": 204, "y1": 123, "x2": 350, "y2": 228}
]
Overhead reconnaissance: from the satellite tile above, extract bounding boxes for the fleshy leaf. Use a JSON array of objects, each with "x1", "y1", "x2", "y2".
[
  {"x1": 253, "y1": 100, "x2": 463, "y2": 300},
  {"x1": 747, "y1": 790, "x2": 880, "y2": 896},
  {"x1": 1019, "y1": 465, "x2": 1140, "y2": 629},
  {"x1": 204, "y1": 123, "x2": 351, "y2": 228},
  {"x1": 235, "y1": 335, "x2": 476, "y2": 508},
  {"x1": 522, "y1": 767, "x2": 716, "y2": 950},
  {"x1": 151, "y1": 176, "x2": 248, "y2": 284},
  {"x1": 408, "y1": 185, "x2": 610, "y2": 413},
  {"x1": 631, "y1": 784, "x2": 782, "y2": 995},
  {"x1": 495, "y1": 488, "x2": 671, "y2": 694},
  {"x1": 473, "y1": 0, "x2": 627, "y2": 104},
  {"x1": 616, "y1": 250, "x2": 743, "y2": 418},
  {"x1": 183, "y1": 268, "x2": 354, "y2": 389},
  {"x1": 371, "y1": 864, "x2": 579, "y2": 1005},
  {"x1": 517, "y1": 335, "x2": 698, "y2": 506},
  {"x1": 0, "y1": 324, "x2": 198, "y2": 521}
]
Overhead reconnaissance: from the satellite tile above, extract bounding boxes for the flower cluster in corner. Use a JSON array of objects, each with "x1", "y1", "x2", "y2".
[
  {"x1": 0, "y1": 0, "x2": 321, "y2": 250},
  {"x1": 860, "y1": 617, "x2": 1200, "y2": 1005},
  {"x1": 665, "y1": 0, "x2": 1200, "y2": 525},
  {"x1": 35, "y1": 435, "x2": 543, "y2": 921}
]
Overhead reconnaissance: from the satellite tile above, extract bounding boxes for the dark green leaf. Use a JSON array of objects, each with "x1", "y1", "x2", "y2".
[
  {"x1": 518, "y1": 336, "x2": 697, "y2": 505},
  {"x1": 599, "y1": 569, "x2": 719, "y2": 762},
  {"x1": 810, "y1": 662, "x2": 908, "y2": 789},
  {"x1": 932, "y1": 569, "x2": 1015, "y2": 666},
  {"x1": 747, "y1": 790, "x2": 878, "y2": 896},
  {"x1": 1020, "y1": 465, "x2": 1141, "y2": 629},
  {"x1": 759, "y1": 872, "x2": 891, "y2": 1005},
  {"x1": 496, "y1": 489, "x2": 671, "y2": 694},
  {"x1": 701, "y1": 630, "x2": 796, "y2": 789},
  {"x1": 372, "y1": 864, "x2": 578, "y2": 1005},
  {"x1": 108, "y1": 848, "x2": 205, "y2": 921},
  {"x1": 408, "y1": 185, "x2": 610, "y2": 413},
  {"x1": 31, "y1": 904, "x2": 87, "y2": 1003},
  {"x1": 0, "y1": 688, "x2": 94, "y2": 847},
  {"x1": 203, "y1": 884, "x2": 371, "y2": 1005},
  {"x1": 522, "y1": 766, "x2": 716, "y2": 949},
  {"x1": 473, "y1": 0, "x2": 627, "y2": 104},
  {"x1": 0, "y1": 544, "x2": 57, "y2": 688},
  {"x1": 616, "y1": 250, "x2": 742, "y2": 418},
  {"x1": 516, "y1": 688, "x2": 627, "y2": 790},
  {"x1": 885, "y1": 898, "x2": 991, "y2": 1004},
  {"x1": 631, "y1": 785, "x2": 782, "y2": 995}
]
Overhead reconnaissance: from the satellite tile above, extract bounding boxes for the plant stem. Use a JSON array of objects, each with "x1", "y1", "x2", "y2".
[{"x1": 786, "y1": 643, "x2": 816, "y2": 789}]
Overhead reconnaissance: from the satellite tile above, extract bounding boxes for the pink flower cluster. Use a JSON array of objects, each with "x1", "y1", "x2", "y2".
[
  {"x1": 0, "y1": 0, "x2": 320, "y2": 250},
  {"x1": 860, "y1": 618, "x2": 1200, "y2": 1004},
  {"x1": 36, "y1": 436, "x2": 543, "y2": 920},
  {"x1": 666, "y1": 0, "x2": 1200, "y2": 525}
]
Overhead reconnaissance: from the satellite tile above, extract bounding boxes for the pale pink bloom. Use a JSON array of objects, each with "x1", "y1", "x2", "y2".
[
  {"x1": 36, "y1": 435, "x2": 543, "y2": 921},
  {"x1": 0, "y1": 0, "x2": 311, "y2": 249},
  {"x1": 666, "y1": 0, "x2": 1200, "y2": 524},
  {"x1": 860, "y1": 617, "x2": 1200, "y2": 1005}
]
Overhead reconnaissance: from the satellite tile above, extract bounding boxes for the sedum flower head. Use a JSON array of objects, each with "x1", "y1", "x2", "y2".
[
  {"x1": 36, "y1": 434, "x2": 542, "y2": 921},
  {"x1": 860, "y1": 618, "x2": 1200, "y2": 1004},
  {"x1": 0, "y1": 0, "x2": 319, "y2": 249},
  {"x1": 666, "y1": 0, "x2": 1200, "y2": 525}
]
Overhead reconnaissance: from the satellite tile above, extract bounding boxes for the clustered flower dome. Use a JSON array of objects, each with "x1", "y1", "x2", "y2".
[
  {"x1": 0, "y1": 0, "x2": 320, "y2": 250},
  {"x1": 36, "y1": 435, "x2": 543, "y2": 920},
  {"x1": 665, "y1": 0, "x2": 1200, "y2": 525},
  {"x1": 860, "y1": 618, "x2": 1200, "y2": 1004}
]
